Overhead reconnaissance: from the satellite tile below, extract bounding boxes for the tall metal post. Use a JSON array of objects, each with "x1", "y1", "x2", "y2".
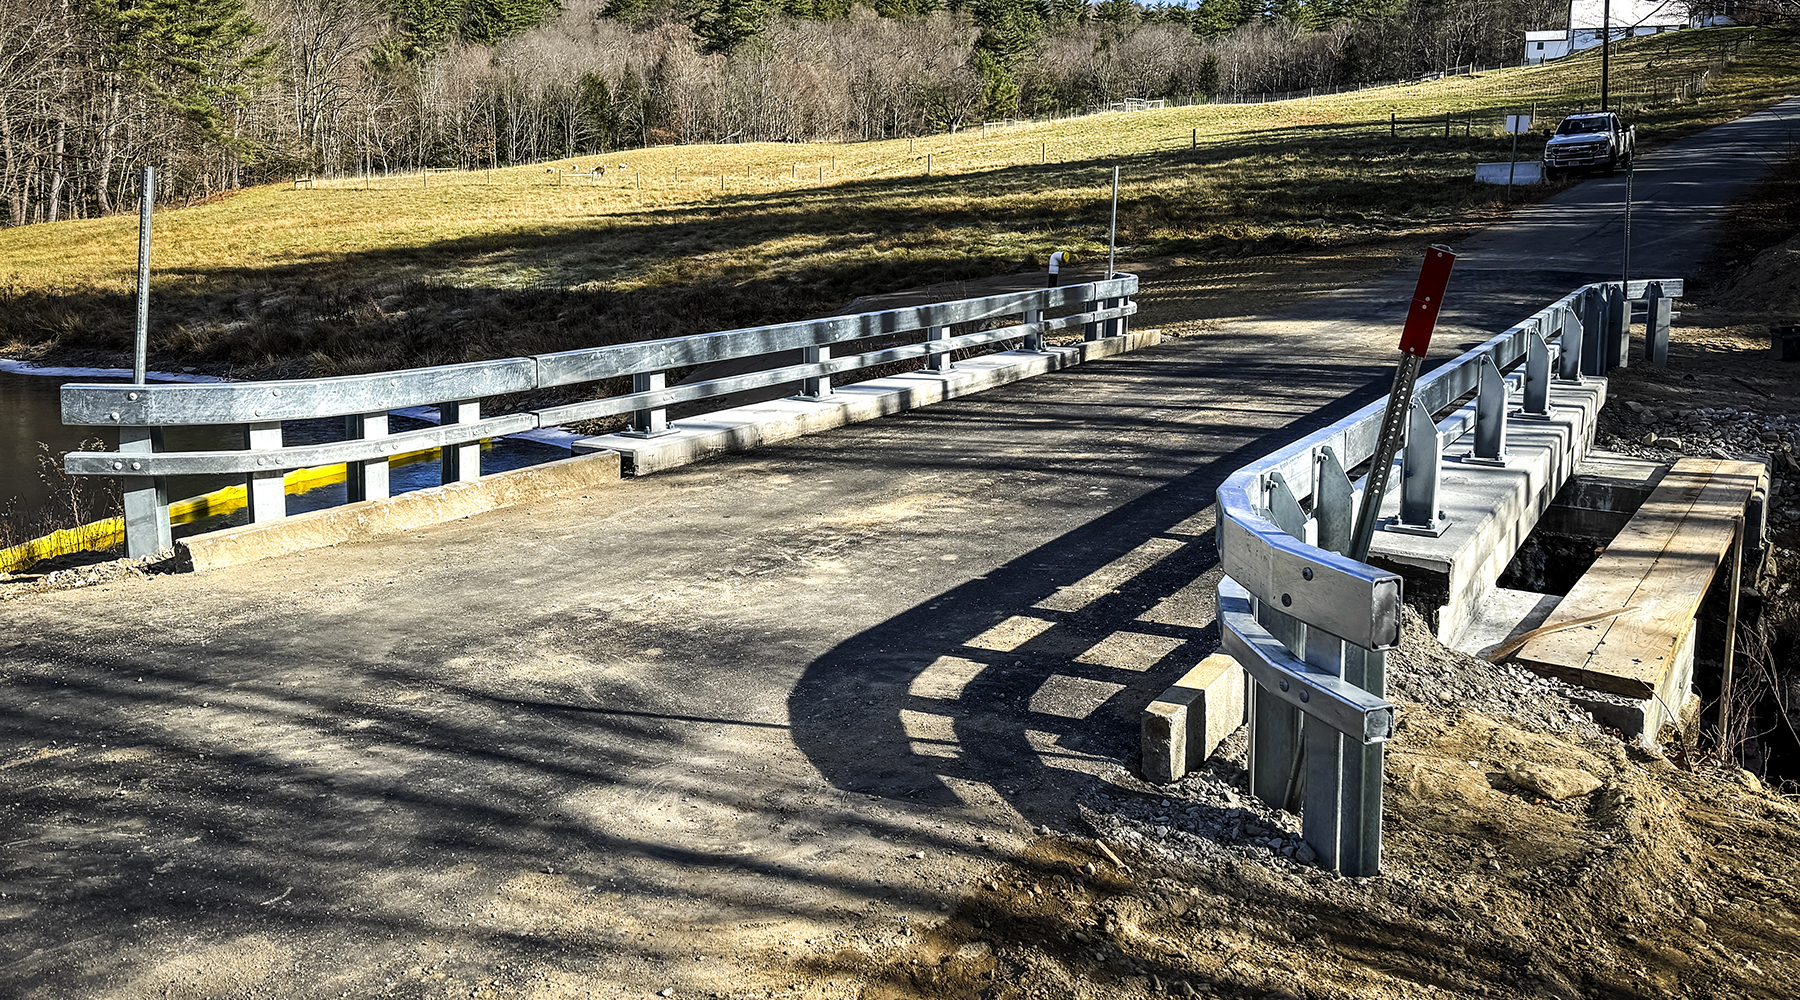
[
  {"x1": 1107, "y1": 166, "x2": 1119, "y2": 280},
  {"x1": 120, "y1": 165, "x2": 171, "y2": 559},
  {"x1": 135, "y1": 166, "x2": 154, "y2": 385},
  {"x1": 1601, "y1": 0, "x2": 1612, "y2": 111},
  {"x1": 1349, "y1": 246, "x2": 1458, "y2": 560},
  {"x1": 1623, "y1": 158, "x2": 1634, "y2": 287}
]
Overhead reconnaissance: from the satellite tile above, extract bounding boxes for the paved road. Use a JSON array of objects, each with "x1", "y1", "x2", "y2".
[{"x1": 2, "y1": 98, "x2": 1794, "y2": 998}]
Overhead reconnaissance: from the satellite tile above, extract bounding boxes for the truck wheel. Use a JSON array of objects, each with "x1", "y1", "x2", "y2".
[
  {"x1": 1604, "y1": 156, "x2": 1617, "y2": 176},
  {"x1": 1545, "y1": 166, "x2": 1561, "y2": 181}
]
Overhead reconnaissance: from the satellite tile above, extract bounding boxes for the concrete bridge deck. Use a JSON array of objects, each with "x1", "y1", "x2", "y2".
[{"x1": 3, "y1": 97, "x2": 1794, "y2": 998}]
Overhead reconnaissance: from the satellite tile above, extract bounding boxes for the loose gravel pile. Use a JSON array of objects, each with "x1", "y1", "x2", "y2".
[{"x1": 1082, "y1": 606, "x2": 1623, "y2": 878}]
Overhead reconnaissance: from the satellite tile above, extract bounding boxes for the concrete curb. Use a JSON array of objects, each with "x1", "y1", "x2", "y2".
[
  {"x1": 1142, "y1": 653, "x2": 1248, "y2": 784},
  {"x1": 576, "y1": 332, "x2": 1163, "y2": 475},
  {"x1": 1370, "y1": 379, "x2": 1606, "y2": 645},
  {"x1": 177, "y1": 450, "x2": 623, "y2": 572}
]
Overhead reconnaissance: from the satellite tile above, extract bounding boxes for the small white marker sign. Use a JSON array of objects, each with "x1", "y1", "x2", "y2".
[{"x1": 1505, "y1": 115, "x2": 1532, "y2": 134}]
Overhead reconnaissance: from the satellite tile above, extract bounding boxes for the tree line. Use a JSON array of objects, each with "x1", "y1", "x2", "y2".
[{"x1": 4, "y1": 0, "x2": 1581, "y2": 226}]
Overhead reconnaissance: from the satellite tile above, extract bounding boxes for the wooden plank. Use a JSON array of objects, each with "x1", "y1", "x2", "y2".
[
  {"x1": 1587, "y1": 461, "x2": 1764, "y2": 694},
  {"x1": 1514, "y1": 460, "x2": 1718, "y2": 675},
  {"x1": 1514, "y1": 458, "x2": 1764, "y2": 698}
]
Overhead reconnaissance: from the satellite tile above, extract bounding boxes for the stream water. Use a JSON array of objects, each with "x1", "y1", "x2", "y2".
[{"x1": 1, "y1": 366, "x2": 569, "y2": 539}]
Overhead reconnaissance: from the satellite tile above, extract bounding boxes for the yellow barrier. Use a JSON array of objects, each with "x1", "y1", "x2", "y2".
[{"x1": 0, "y1": 443, "x2": 472, "y2": 573}]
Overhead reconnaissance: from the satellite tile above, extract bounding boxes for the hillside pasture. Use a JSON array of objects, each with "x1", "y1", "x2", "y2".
[{"x1": 0, "y1": 27, "x2": 1791, "y2": 378}]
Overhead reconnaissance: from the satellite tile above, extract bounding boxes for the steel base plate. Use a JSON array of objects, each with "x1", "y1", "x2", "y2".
[{"x1": 1382, "y1": 515, "x2": 1452, "y2": 538}]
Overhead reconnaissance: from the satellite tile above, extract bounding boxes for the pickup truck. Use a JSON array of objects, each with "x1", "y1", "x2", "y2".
[{"x1": 1543, "y1": 112, "x2": 1635, "y2": 179}]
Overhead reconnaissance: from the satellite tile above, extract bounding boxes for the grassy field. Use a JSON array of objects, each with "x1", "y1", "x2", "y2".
[{"x1": 1, "y1": 26, "x2": 1793, "y2": 378}]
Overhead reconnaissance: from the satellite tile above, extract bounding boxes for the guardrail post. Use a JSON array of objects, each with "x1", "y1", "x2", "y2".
[
  {"x1": 1581, "y1": 287, "x2": 1607, "y2": 376},
  {"x1": 1083, "y1": 293, "x2": 1100, "y2": 342},
  {"x1": 119, "y1": 426, "x2": 171, "y2": 558},
  {"x1": 1249, "y1": 472, "x2": 1307, "y2": 810},
  {"x1": 1556, "y1": 305, "x2": 1584, "y2": 382},
  {"x1": 1521, "y1": 328, "x2": 1552, "y2": 417},
  {"x1": 1022, "y1": 307, "x2": 1046, "y2": 352},
  {"x1": 798, "y1": 346, "x2": 833, "y2": 400},
  {"x1": 244, "y1": 421, "x2": 286, "y2": 522},
  {"x1": 1395, "y1": 400, "x2": 1448, "y2": 534},
  {"x1": 921, "y1": 326, "x2": 955, "y2": 374},
  {"x1": 1313, "y1": 446, "x2": 1355, "y2": 555},
  {"x1": 1339, "y1": 643, "x2": 1385, "y2": 877},
  {"x1": 1466, "y1": 355, "x2": 1509, "y2": 465},
  {"x1": 1105, "y1": 291, "x2": 1127, "y2": 338},
  {"x1": 1302, "y1": 446, "x2": 1384, "y2": 873},
  {"x1": 1645, "y1": 281, "x2": 1671, "y2": 366},
  {"x1": 345, "y1": 412, "x2": 390, "y2": 502},
  {"x1": 623, "y1": 374, "x2": 672, "y2": 438},
  {"x1": 1605, "y1": 284, "x2": 1629, "y2": 370},
  {"x1": 440, "y1": 400, "x2": 481, "y2": 482}
]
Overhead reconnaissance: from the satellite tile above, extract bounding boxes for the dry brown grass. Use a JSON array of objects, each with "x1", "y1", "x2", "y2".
[{"x1": 0, "y1": 26, "x2": 1792, "y2": 378}]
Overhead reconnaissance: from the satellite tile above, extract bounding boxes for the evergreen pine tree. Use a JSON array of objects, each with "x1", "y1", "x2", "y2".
[
  {"x1": 1093, "y1": 0, "x2": 1138, "y2": 26},
  {"x1": 81, "y1": 0, "x2": 274, "y2": 153},
  {"x1": 577, "y1": 72, "x2": 619, "y2": 152}
]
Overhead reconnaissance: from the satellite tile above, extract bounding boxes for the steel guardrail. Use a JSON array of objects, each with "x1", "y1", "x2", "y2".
[
  {"x1": 1215, "y1": 276, "x2": 1682, "y2": 878},
  {"x1": 63, "y1": 275, "x2": 1139, "y2": 557}
]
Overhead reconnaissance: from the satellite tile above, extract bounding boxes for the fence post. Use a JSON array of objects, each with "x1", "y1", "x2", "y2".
[
  {"x1": 1468, "y1": 356, "x2": 1509, "y2": 465},
  {"x1": 1396, "y1": 401, "x2": 1448, "y2": 534},
  {"x1": 798, "y1": 346, "x2": 833, "y2": 400},
  {"x1": 1390, "y1": 111, "x2": 1395, "y2": 137},
  {"x1": 1605, "y1": 284, "x2": 1629, "y2": 370},
  {"x1": 624, "y1": 374, "x2": 672, "y2": 437},
  {"x1": 245, "y1": 421, "x2": 286, "y2": 522},
  {"x1": 1581, "y1": 287, "x2": 1608, "y2": 376},
  {"x1": 1521, "y1": 328, "x2": 1552, "y2": 417},
  {"x1": 1249, "y1": 473, "x2": 1307, "y2": 812},
  {"x1": 1558, "y1": 304, "x2": 1585, "y2": 382},
  {"x1": 119, "y1": 427, "x2": 172, "y2": 558},
  {"x1": 921, "y1": 326, "x2": 955, "y2": 374},
  {"x1": 345, "y1": 413, "x2": 391, "y2": 502},
  {"x1": 1023, "y1": 305, "x2": 1045, "y2": 352},
  {"x1": 1645, "y1": 281, "x2": 1672, "y2": 366},
  {"x1": 439, "y1": 401, "x2": 481, "y2": 483}
]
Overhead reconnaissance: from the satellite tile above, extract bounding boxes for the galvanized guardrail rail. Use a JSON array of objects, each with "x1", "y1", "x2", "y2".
[
  {"x1": 64, "y1": 276, "x2": 1137, "y2": 559},
  {"x1": 1216, "y1": 277, "x2": 1680, "y2": 876}
]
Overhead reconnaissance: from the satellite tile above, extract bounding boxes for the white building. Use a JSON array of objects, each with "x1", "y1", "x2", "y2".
[{"x1": 1522, "y1": 0, "x2": 1703, "y2": 64}]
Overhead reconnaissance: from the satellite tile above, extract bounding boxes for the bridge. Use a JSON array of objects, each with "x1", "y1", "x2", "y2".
[{"x1": 2, "y1": 98, "x2": 1794, "y2": 996}]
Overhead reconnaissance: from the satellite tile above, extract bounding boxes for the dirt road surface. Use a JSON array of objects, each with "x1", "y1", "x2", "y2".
[{"x1": 3, "y1": 103, "x2": 1799, "y2": 1000}]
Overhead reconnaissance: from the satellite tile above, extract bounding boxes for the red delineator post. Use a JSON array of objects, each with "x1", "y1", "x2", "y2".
[{"x1": 1349, "y1": 245, "x2": 1458, "y2": 560}]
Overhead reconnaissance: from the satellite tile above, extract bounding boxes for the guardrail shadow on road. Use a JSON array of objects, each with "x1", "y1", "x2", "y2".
[{"x1": 787, "y1": 356, "x2": 1394, "y2": 821}]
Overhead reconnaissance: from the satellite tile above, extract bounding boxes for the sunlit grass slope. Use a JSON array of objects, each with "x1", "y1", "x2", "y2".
[{"x1": 1, "y1": 26, "x2": 1790, "y2": 376}]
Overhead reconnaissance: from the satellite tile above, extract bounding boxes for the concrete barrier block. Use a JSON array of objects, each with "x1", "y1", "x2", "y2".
[
  {"x1": 1141, "y1": 653, "x2": 1248, "y2": 783},
  {"x1": 578, "y1": 332, "x2": 1162, "y2": 476},
  {"x1": 178, "y1": 449, "x2": 622, "y2": 572},
  {"x1": 1475, "y1": 162, "x2": 1543, "y2": 184}
]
